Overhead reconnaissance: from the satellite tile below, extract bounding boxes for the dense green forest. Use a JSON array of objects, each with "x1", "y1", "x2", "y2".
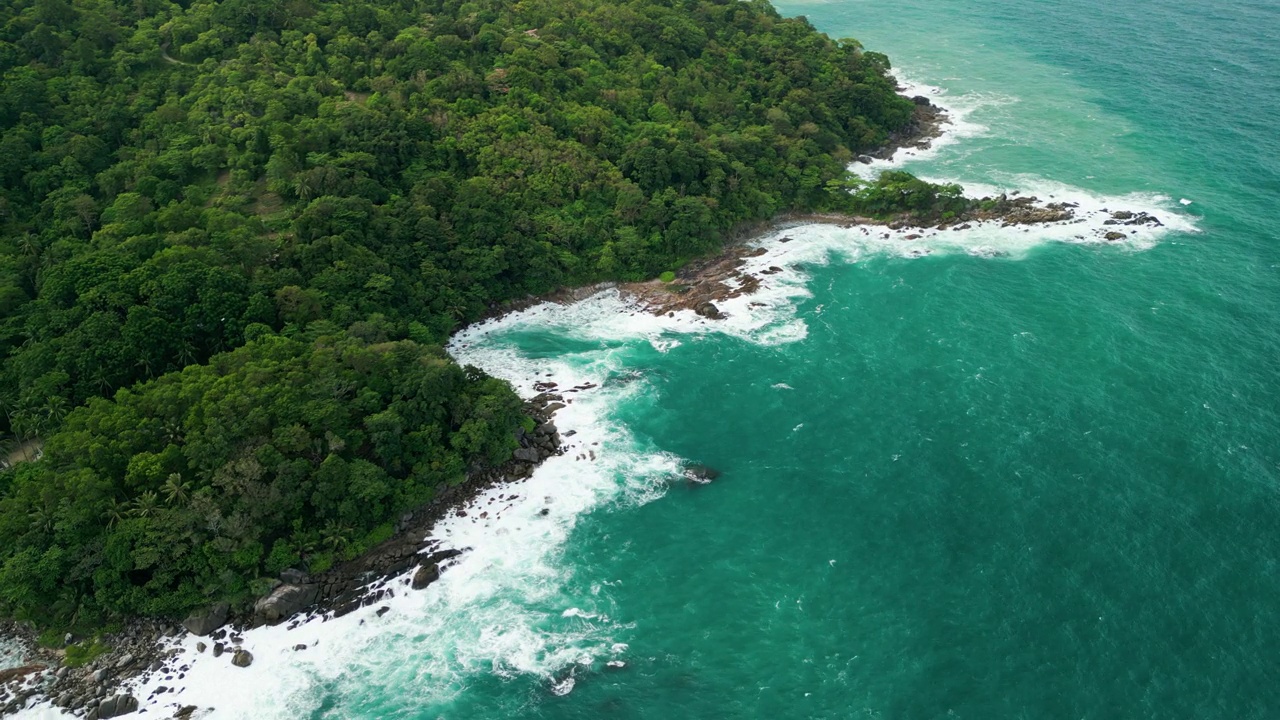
[{"x1": 0, "y1": 0, "x2": 916, "y2": 628}]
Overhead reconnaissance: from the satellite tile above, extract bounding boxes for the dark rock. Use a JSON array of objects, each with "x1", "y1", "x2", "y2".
[
  {"x1": 539, "y1": 508, "x2": 550, "y2": 516},
  {"x1": 231, "y1": 649, "x2": 254, "y2": 668},
  {"x1": 182, "y1": 602, "x2": 230, "y2": 637},
  {"x1": 1111, "y1": 210, "x2": 1134, "y2": 220},
  {"x1": 694, "y1": 301, "x2": 723, "y2": 319},
  {"x1": 280, "y1": 568, "x2": 309, "y2": 585},
  {"x1": 212, "y1": 643, "x2": 224, "y2": 658},
  {"x1": 683, "y1": 464, "x2": 722, "y2": 484},
  {"x1": 856, "y1": 155, "x2": 874, "y2": 164},
  {"x1": 911, "y1": 95, "x2": 932, "y2": 106},
  {"x1": 422, "y1": 548, "x2": 463, "y2": 565},
  {"x1": 412, "y1": 564, "x2": 441, "y2": 590},
  {"x1": 195, "y1": 642, "x2": 206, "y2": 654},
  {"x1": 253, "y1": 583, "x2": 319, "y2": 625},
  {"x1": 98, "y1": 694, "x2": 138, "y2": 718},
  {"x1": 294, "y1": 644, "x2": 308, "y2": 651},
  {"x1": 0, "y1": 665, "x2": 43, "y2": 684},
  {"x1": 175, "y1": 707, "x2": 197, "y2": 718},
  {"x1": 513, "y1": 447, "x2": 541, "y2": 463},
  {"x1": 1104, "y1": 231, "x2": 1126, "y2": 241},
  {"x1": 376, "y1": 606, "x2": 391, "y2": 618}
]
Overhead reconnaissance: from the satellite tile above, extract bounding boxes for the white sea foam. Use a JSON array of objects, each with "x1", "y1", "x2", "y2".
[
  {"x1": 8, "y1": 323, "x2": 680, "y2": 720},
  {"x1": 849, "y1": 74, "x2": 1011, "y2": 178},
  {"x1": 0, "y1": 637, "x2": 24, "y2": 669}
]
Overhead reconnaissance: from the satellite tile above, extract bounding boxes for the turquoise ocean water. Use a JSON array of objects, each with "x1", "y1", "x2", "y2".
[
  {"x1": 433, "y1": 1, "x2": 1280, "y2": 717},
  {"x1": 17, "y1": 0, "x2": 1280, "y2": 717}
]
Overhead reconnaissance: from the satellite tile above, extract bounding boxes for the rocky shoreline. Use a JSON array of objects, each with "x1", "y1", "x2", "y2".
[
  {"x1": 615, "y1": 197, "x2": 1164, "y2": 320},
  {"x1": 0, "y1": 394, "x2": 567, "y2": 719},
  {"x1": 861, "y1": 91, "x2": 950, "y2": 163}
]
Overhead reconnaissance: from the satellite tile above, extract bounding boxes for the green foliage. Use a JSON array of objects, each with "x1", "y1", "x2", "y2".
[
  {"x1": 0, "y1": 0, "x2": 914, "y2": 629},
  {"x1": 832, "y1": 171, "x2": 972, "y2": 219},
  {"x1": 658, "y1": 271, "x2": 677, "y2": 284},
  {"x1": 36, "y1": 629, "x2": 64, "y2": 648},
  {"x1": 64, "y1": 641, "x2": 111, "y2": 668},
  {"x1": 0, "y1": 333, "x2": 521, "y2": 626}
]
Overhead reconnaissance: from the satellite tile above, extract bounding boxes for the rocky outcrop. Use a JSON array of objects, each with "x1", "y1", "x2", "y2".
[
  {"x1": 867, "y1": 93, "x2": 948, "y2": 160},
  {"x1": 253, "y1": 583, "x2": 319, "y2": 625},
  {"x1": 683, "y1": 464, "x2": 722, "y2": 484},
  {"x1": 1104, "y1": 209, "x2": 1161, "y2": 226},
  {"x1": 94, "y1": 694, "x2": 138, "y2": 719},
  {"x1": 411, "y1": 564, "x2": 441, "y2": 590},
  {"x1": 694, "y1": 301, "x2": 723, "y2": 319},
  {"x1": 0, "y1": 664, "x2": 44, "y2": 685},
  {"x1": 181, "y1": 601, "x2": 229, "y2": 636}
]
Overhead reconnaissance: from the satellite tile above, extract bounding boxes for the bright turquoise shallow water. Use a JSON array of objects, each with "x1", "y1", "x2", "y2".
[{"x1": 437, "y1": 1, "x2": 1280, "y2": 718}]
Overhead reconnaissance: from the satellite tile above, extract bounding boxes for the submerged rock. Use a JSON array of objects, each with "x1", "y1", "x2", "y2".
[{"x1": 683, "y1": 464, "x2": 722, "y2": 484}]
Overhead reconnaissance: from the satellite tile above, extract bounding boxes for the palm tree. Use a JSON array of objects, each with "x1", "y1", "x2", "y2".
[
  {"x1": 161, "y1": 419, "x2": 184, "y2": 445},
  {"x1": 16, "y1": 234, "x2": 39, "y2": 257},
  {"x1": 41, "y1": 396, "x2": 68, "y2": 428},
  {"x1": 320, "y1": 521, "x2": 351, "y2": 553},
  {"x1": 162, "y1": 473, "x2": 191, "y2": 506},
  {"x1": 136, "y1": 355, "x2": 155, "y2": 379},
  {"x1": 176, "y1": 343, "x2": 198, "y2": 367},
  {"x1": 28, "y1": 504, "x2": 56, "y2": 533},
  {"x1": 105, "y1": 498, "x2": 127, "y2": 529},
  {"x1": 130, "y1": 491, "x2": 160, "y2": 518}
]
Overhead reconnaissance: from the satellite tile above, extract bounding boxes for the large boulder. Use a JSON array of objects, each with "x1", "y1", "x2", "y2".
[
  {"x1": 513, "y1": 447, "x2": 541, "y2": 463},
  {"x1": 280, "y1": 568, "x2": 309, "y2": 585},
  {"x1": 253, "y1": 583, "x2": 318, "y2": 625},
  {"x1": 231, "y1": 649, "x2": 254, "y2": 668},
  {"x1": 694, "y1": 301, "x2": 722, "y2": 319},
  {"x1": 182, "y1": 601, "x2": 230, "y2": 636},
  {"x1": 97, "y1": 695, "x2": 139, "y2": 718},
  {"x1": 411, "y1": 564, "x2": 440, "y2": 590}
]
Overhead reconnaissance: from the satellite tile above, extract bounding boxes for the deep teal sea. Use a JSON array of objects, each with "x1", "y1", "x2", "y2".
[
  {"x1": 15, "y1": 0, "x2": 1280, "y2": 717},
  {"x1": 437, "y1": 1, "x2": 1280, "y2": 717}
]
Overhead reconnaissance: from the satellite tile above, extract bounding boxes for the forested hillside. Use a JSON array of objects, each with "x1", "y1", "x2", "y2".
[{"x1": 0, "y1": 0, "x2": 913, "y2": 627}]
